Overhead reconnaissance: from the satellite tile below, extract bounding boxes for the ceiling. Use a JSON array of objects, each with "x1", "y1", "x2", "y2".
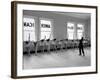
[
  {"x1": 52, "y1": 12, "x2": 91, "y2": 20},
  {"x1": 24, "y1": 10, "x2": 91, "y2": 20}
]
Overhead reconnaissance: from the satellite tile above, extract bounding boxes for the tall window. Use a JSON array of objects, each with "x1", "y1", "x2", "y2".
[
  {"x1": 40, "y1": 19, "x2": 52, "y2": 40},
  {"x1": 67, "y1": 22, "x2": 74, "y2": 40},
  {"x1": 77, "y1": 24, "x2": 84, "y2": 39},
  {"x1": 23, "y1": 17, "x2": 36, "y2": 41}
]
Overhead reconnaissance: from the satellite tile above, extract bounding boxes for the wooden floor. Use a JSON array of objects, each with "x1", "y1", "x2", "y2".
[{"x1": 23, "y1": 47, "x2": 91, "y2": 69}]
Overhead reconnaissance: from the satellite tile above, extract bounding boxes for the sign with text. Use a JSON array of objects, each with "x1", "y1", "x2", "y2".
[
  {"x1": 40, "y1": 20, "x2": 51, "y2": 31},
  {"x1": 23, "y1": 17, "x2": 35, "y2": 31}
]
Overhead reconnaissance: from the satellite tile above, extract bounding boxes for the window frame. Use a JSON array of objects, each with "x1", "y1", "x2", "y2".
[{"x1": 23, "y1": 15, "x2": 36, "y2": 41}]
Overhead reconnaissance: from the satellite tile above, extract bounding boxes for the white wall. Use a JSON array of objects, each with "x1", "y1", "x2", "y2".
[{"x1": 0, "y1": 0, "x2": 99, "y2": 80}]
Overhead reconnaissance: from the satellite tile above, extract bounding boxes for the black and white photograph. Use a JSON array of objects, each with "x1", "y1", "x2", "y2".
[
  {"x1": 23, "y1": 10, "x2": 91, "y2": 69},
  {"x1": 11, "y1": 1, "x2": 97, "y2": 78}
]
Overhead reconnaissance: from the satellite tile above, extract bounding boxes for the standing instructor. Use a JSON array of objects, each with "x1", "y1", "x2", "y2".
[{"x1": 79, "y1": 37, "x2": 85, "y2": 56}]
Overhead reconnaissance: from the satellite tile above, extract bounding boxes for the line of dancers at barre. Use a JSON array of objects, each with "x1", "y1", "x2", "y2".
[{"x1": 24, "y1": 34, "x2": 90, "y2": 56}]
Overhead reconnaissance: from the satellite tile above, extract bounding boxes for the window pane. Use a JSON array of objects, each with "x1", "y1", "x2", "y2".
[
  {"x1": 77, "y1": 32, "x2": 83, "y2": 39},
  {"x1": 68, "y1": 32, "x2": 74, "y2": 40},
  {"x1": 23, "y1": 17, "x2": 36, "y2": 41},
  {"x1": 77, "y1": 24, "x2": 84, "y2": 39},
  {"x1": 24, "y1": 31, "x2": 30, "y2": 41},
  {"x1": 41, "y1": 31, "x2": 51, "y2": 40},
  {"x1": 67, "y1": 23, "x2": 74, "y2": 40},
  {"x1": 40, "y1": 19, "x2": 53, "y2": 40},
  {"x1": 24, "y1": 31, "x2": 35, "y2": 41}
]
